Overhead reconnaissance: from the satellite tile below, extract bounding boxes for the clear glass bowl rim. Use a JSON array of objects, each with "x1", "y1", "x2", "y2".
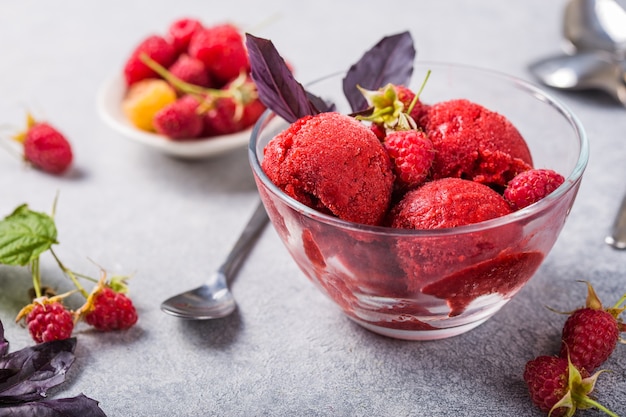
[{"x1": 248, "y1": 61, "x2": 589, "y2": 237}]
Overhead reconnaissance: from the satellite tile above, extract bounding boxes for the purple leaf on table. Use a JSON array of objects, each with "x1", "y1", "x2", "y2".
[
  {"x1": 0, "y1": 394, "x2": 107, "y2": 417},
  {"x1": 0, "y1": 321, "x2": 8, "y2": 357},
  {"x1": 0, "y1": 338, "x2": 76, "y2": 403}
]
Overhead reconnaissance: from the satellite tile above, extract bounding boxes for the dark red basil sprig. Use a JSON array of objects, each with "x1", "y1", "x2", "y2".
[
  {"x1": 0, "y1": 319, "x2": 106, "y2": 416},
  {"x1": 246, "y1": 31, "x2": 416, "y2": 123},
  {"x1": 342, "y1": 31, "x2": 416, "y2": 113},
  {"x1": 245, "y1": 33, "x2": 330, "y2": 123}
]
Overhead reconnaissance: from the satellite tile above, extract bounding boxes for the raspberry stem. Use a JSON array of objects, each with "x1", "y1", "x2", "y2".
[
  {"x1": 49, "y1": 248, "x2": 89, "y2": 298},
  {"x1": 139, "y1": 53, "x2": 257, "y2": 119},
  {"x1": 407, "y1": 69, "x2": 431, "y2": 116},
  {"x1": 611, "y1": 293, "x2": 626, "y2": 310},
  {"x1": 573, "y1": 397, "x2": 619, "y2": 417},
  {"x1": 31, "y1": 257, "x2": 42, "y2": 299}
]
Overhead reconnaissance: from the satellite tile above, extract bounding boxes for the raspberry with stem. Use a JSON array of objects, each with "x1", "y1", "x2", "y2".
[
  {"x1": 16, "y1": 292, "x2": 75, "y2": 343},
  {"x1": 355, "y1": 70, "x2": 431, "y2": 133},
  {"x1": 140, "y1": 53, "x2": 258, "y2": 122},
  {"x1": 75, "y1": 272, "x2": 138, "y2": 331},
  {"x1": 557, "y1": 281, "x2": 626, "y2": 373},
  {"x1": 523, "y1": 354, "x2": 617, "y2": 417}
]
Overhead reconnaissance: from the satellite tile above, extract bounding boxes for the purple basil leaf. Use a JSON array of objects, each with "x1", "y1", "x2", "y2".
[
  {"x1": 343, "y1": 31, "x2": 416, "y2": 112},
  {"x1": 0, "y1": 320, "x2": 8, "y2": 357},
  {"x1": 0, "y1": 338, "x2": 75, "y2": 403},
  {"x1": 0, "y1": 394, "x2": 107, "y2": 417},
  {"x1": 0, "y1": 369, "x2": 18, "y2": 384},
  {"x1": 246, "y1": 33, "x2": 331, "y2": 123}
]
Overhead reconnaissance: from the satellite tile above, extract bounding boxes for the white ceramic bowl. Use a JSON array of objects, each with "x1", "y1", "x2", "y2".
[{"x1": 96, "y1": 74, "x2": 252, "y2": 159}]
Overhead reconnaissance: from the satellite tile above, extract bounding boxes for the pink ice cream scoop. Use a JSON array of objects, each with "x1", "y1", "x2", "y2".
[
  {"x1": 422, "y1": 99, "x2": 533, "y2": 188},
  {"x1": 388, "y1": 177, "x2": 513, "y2": 229},
  {"x1": 261, "y1": 112, "x2": 395, "y2": 226},
  {"x1": 388, "y1": 177, "x2": 521, "y2": 298}
]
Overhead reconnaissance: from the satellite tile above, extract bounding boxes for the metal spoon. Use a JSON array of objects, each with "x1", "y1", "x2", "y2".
[
  {"x1": 160, "y1": 201, "x2": 269, "y2": 319},
  {"x1": 606, "y1": 192, "x2": 626, "y2": 249},
  {"x1": 528, "y1": 50, "x2": 626, "y2": 105},
  {"x1": 563, "y1": 0, "x2": 626, "y2": 55}
]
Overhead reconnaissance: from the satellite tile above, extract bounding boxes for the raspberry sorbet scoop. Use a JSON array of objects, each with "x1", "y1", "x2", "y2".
[
  {"x1": 389, "y1": 177, "x2": 513, "y2": 229},
  {"x1": 262, "y1": 112, "x2": 394, "y2": 225},
  {"x1": 423, "y1": 99, "x2": 533, "y2": 187}
]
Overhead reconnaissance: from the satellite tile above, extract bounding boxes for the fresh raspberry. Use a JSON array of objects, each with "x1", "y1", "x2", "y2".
[
  {"x1": 153, "y1": 95, "x2": 204, "y2": 140},
  {"x1": 238, "y1": 98, "x2": 266, "y2": 129},
  {"x1": 523, "y1": 355, "x2": 609, "y2": 417},
  {"x1": 358, "y1": 84, "x2": 429, "y2": 136},
  {"x1": 558, "y1": 281, "x2": 625, "y2": 373},
  {"x1": 168, "y1": 54, "x2": 212, "y2": 88},
  {"x1": 84, "y1": 287, "x2": 138, "y2": 331},
  {"x1": 202, "y1": 98, "x2": 240, "y2": 136},
  {"x1": 122, "y1": 79, "x2": 177, "y2": 132},
  {"x1": 21, "y1": 121, "x2": 73, "y2": 175},
  {"x1": 188, "y1": 24, "x2": 249, "y2": 85},
  {"x1": 561, "y1": 308, "x2": 621, "y2": 372},
  {"x1": 203, "y1": 94, "x2": 265, "y2": 137},
  {"x1": 16, "y1": 299, "x2": 74, "y2": 344},
  {"x1": 123, "y1": 35, "x2": 177, "y2": 86},
  {"x1": 393, "y1": 85, "x2": 429, "y2": 126},
  {"x1": 383, "y1": 129, "x2": 434, "y2": 190},
  {"x1": 370, "y1": 122, "x2": 386, "y2": 141},
  {"x1": 504, "y1": 168, "x2": 565, "y2": 210},
  {"x1": 168, "y1": 18, "x2": 204, "y2": 54}
]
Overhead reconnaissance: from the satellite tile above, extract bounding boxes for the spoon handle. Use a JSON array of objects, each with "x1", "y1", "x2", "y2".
[
  {"x1": 606, "y1": 192, "x2": 626, "y2": 249},
  {"x1": 219, "y1": 201, "x2": 269, "y2": 278}
]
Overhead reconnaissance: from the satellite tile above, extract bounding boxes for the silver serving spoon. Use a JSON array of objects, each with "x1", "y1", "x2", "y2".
[
  {"x1": 161, "y1": 201, "x2": 269, "y2": 319},
  {"x1": 606, "y1": 192, "x2": 626, "y2": 249},
  {"x1": 528, "y1": 50, "x2": 626, "y2": 104},
  {"x1": 530, "y1": 0, "x2": 626, "y2": 103},
  {"x1": 563, "y1": 0, "x2": 626, "y2": 55}
]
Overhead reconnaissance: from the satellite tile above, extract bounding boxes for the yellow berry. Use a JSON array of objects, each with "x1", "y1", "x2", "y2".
[{"x1": 122, "y1": 79, "x2": 177, "y2": 132}]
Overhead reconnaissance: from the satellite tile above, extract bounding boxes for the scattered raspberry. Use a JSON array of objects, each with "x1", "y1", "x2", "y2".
[
  {"x1": 83, "y1": 286, "x2": 138, "y2": 332},
  {"x1": 122, "y1": 79, "x2": 177, "y2": 132},
  {"x1": 168, "y1": 18, "x2": 204, "y2": 53},
  {"x1": 188, "y1": 24, "x2": 249, "y2": 85},
  {"x1": 14, "y1": 116, "x2": 73, "y2": 175},
  {"x1": 168, "y1": 54, "x2": 212, "y2": 88},
  {"x1": 522, "y1": 355, "x2": 613, "y2": 417},
  {"x1": 16, "y1": 298, "x2": 74, "y2": 344},
  {"x1": 504, "y1": 168, "x2": 565, "y2": 210},
  {"x1": 383, "y1": 129, "x2": 434, "y2": 190},
  {"x1": 558, "y1": 281, "x2": 625, "y2": 373},
  {"x1": 123, "y1": 35, "x2": 177, "y2": 86},
  {"x1": 561, "y1": 308, "x2": 621, "y2": 372},
  {"x1": 154, "y1": 95, "x2": 204, "y2": 140}
]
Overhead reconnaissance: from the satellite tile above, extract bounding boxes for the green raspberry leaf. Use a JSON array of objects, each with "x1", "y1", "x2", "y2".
[{"x1": 0, "y1": 204, "x2": 58, "y2": 266}]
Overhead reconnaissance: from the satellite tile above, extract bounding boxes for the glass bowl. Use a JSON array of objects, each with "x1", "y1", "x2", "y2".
[{"x1": 248, "y1": 62, "x2": 589, "y2": 340}]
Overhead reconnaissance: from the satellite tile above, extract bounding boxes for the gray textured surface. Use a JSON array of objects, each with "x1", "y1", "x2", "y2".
[{"x1": 1, "y1": 1, "x2": 625, "y2": 416}]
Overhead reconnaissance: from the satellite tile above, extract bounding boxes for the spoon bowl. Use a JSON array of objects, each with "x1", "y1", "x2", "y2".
[
  {"x1": 160, "y1": 271, "x2": 237, "y2": 319},
  {"x1": 160, "y1": 202, "x2": 268, "y2": 319},
  {"x1": 529, "y1": 50, "x2": 626, "y2": 104},
  {"x1": 563, "y1": 0, "x2": 626, "y2": 55}
]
